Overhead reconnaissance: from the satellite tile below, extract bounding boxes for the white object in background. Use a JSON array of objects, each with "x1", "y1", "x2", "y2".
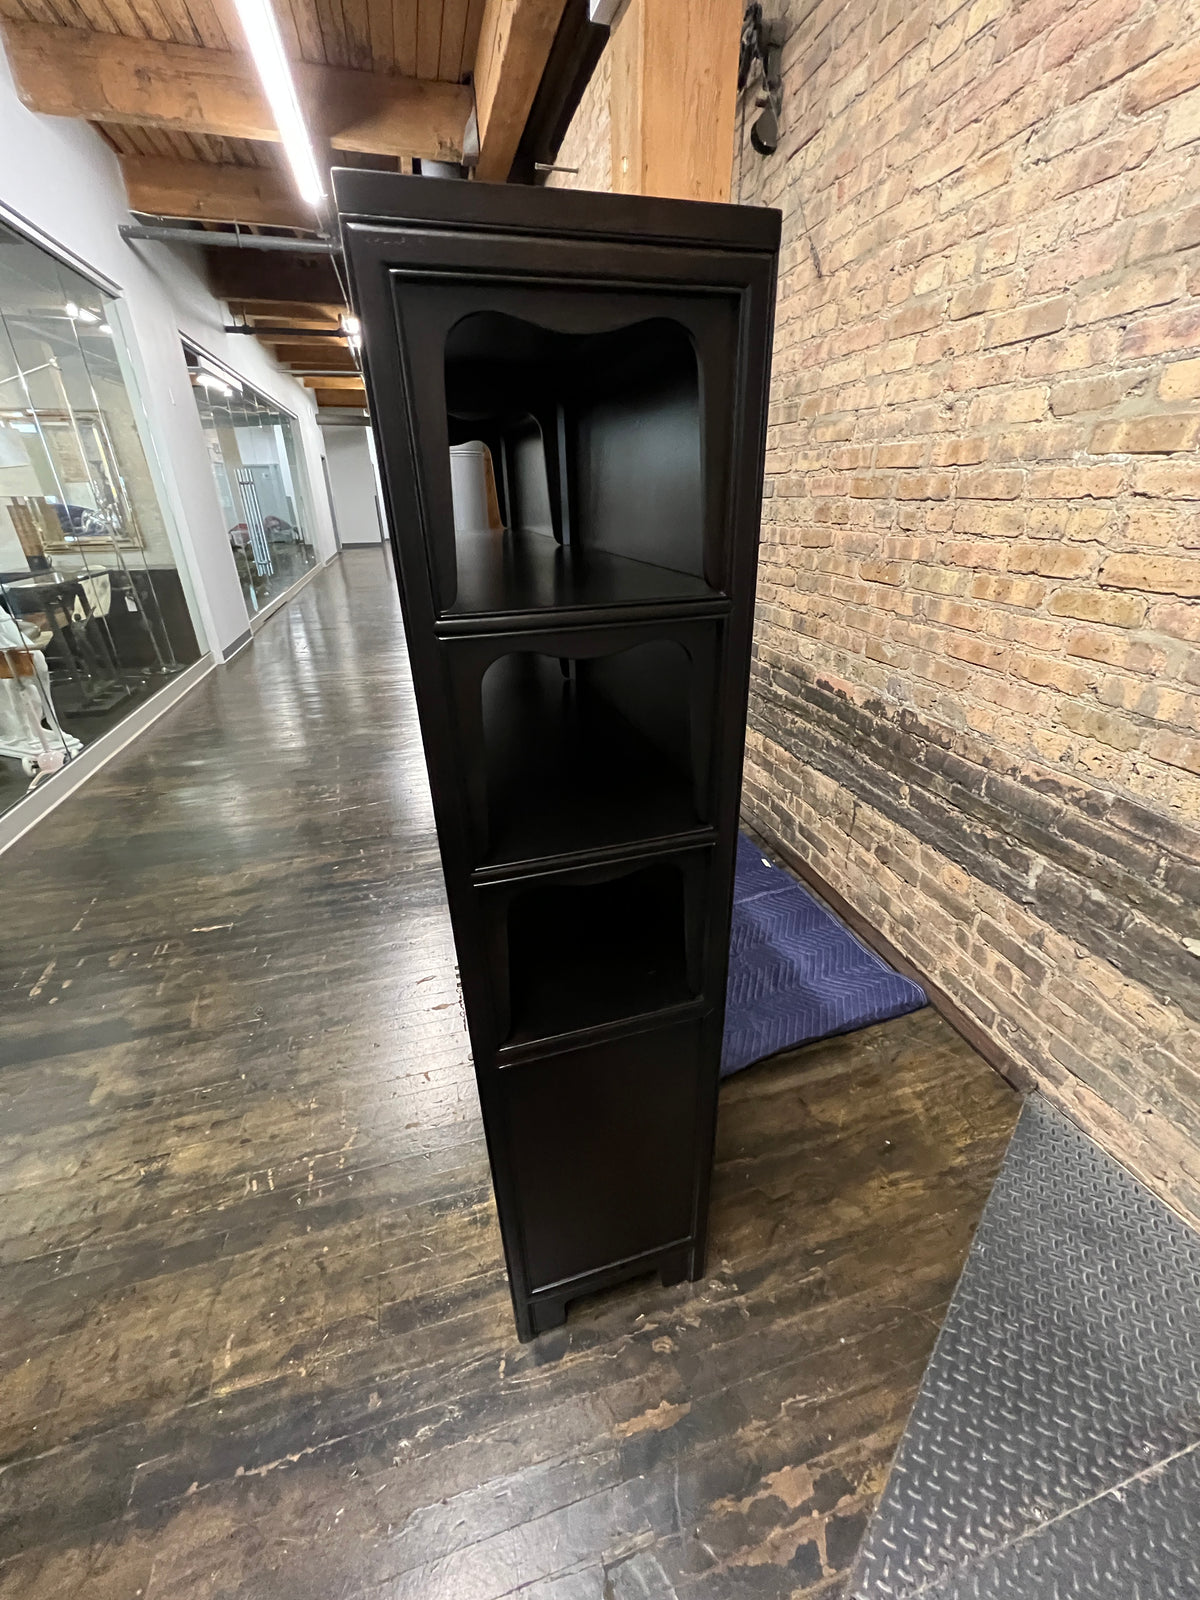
[
  {"x1": 449, "y1": 442, "x2": 503, "y2": 535},
  {"x1": 0, "y1": 611, "x2": 83, "y2": 770},
  {"x1": 72, "y1": 571, "x2": 112, "y2": 621}
]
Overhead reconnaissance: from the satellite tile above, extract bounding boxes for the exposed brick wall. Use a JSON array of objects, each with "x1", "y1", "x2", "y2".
[
  {"x1": 551, "y1": 0, "x2": 1200, "y2": 1224},
  {"x1": 547, "y1": 45, "x2": 612, "y2": 193}
]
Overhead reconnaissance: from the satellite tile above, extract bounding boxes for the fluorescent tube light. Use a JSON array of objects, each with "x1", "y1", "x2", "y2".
[{"x1": 231, "y1": 0, "x2": 325, "y2": 208}]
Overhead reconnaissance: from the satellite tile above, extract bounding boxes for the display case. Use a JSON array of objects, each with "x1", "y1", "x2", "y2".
[{"x1": 336, "y1": 172, "x2": 779, "y2": 1339}]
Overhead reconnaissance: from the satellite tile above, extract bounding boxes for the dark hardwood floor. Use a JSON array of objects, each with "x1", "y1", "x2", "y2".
[{"x1": 0, "y1": 550, "x2": 1020, "y2": 1599}]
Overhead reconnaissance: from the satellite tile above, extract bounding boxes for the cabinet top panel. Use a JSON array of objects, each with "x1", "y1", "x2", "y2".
[{"x1": 332, "y1": 170, "x2": 781, "y2": 255}]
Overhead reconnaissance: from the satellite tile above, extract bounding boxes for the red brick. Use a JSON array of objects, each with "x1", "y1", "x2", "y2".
[
  {"x1": 895, "y1": 472, "x2": 954, "y2": 499},
  {"x1": 1128, "y1": 204, "x2": 1200, "y2": 265},
  {"x1": 1099, "y1": 554, "x2": 1200, "y2": 593},
  {"x1": 1058, "y1": 704, "x2": 1144, "y2": 750},
  {"x1": 1026, "y1": 227, "x2": 1128, "y2": 296},
  {"x1": 1049, "y1": 375, "x2": 1144, "y2": 416},
  {"x1": 848, "y1": 475, "x2": 896, "y2": 498},
  {"x1": 1123, "y1": 36, "x2": 1200, "y2": 114},
  {"x1": 983, "y1": 297, "x2": 1070, "y2": 348},
  {"x1": 1119, "y1": 305, "x2": 1200, "y2": 358},
  {"x1": 1009, "y1": 542, "x2": 1097, "y2": 578},
  {"x1": 1047, "y1": 589, "x2": 1147, "y2": 626},
  {"x1": 970, "y1": 574, "x2": 1050, "y2": 607},
  {"x1": 922, "y1": 597, "x2": 987, "y2": 630},
  {"x1": 1090, "y1": 414, "x2": 1200, "y2": 454},
  {"x1": 945, "y1": 635, "x2": 1011, "y2": 669},
  {"x1": 1063, "y1": 9, "x2": 1177, "y2": 104},
  {"x1": 860, "y1": 559, "x2": 907, "y2": 585},
  {"x1": 1024, "y1": 327, "x2": 1123, "y2": 376},
  {"x1": 1165, "y1": 85, "x2": 1200, "y2": 149},
  {"x1": 1066, "y1": 630, "x2": 1165, "y2": 672},
  {"x1": 958, "y1": 468, "x2": 1025, "y2": 499},
  {"x1": 994, "y1": 0, "x2": 1075, "y2": 58},
  {"x1": 1159, "y1": 358, "x2": 1200, "y2": 401},
  {"x1": 1043, "y1": 124, "x2": 1159, "y2": 199},
  {"x1": 1075, "y1": 266, "x2": 1183, "y2": 326},
  {"x1": 948, "y1": 273, "x2": 1024, "y2": 320},
  {"x1": 875, "y1": 440, "x2": 926, "y2": 468},
  {"x1": 1150, "y1": 601, "x2": 1200, "y2": 641},
  {"x1": 939, "y1": 150, "x2": 1014, "y2": 214},
  {"x1": 1012, "y1": 655, "x2": 1095, "y2": 694},
  {"x1": 1146, "y1": 730, "x2": 1200, "y2": 773},
  {"x1": 1044, "y1": 0, "x2": 1141, "y2": 70},
  {"x1": 1026, "y1": 466, "x2": 1125, "y2": 498},
  {"x1": 932, "y1": 436, "x2": 990, "y2": 466},
  {"x1": 1131, "y1": 463, "x2": 1200, "y2": 498}
]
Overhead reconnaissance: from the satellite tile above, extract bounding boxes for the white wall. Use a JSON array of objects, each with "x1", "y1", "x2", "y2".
[
  {"x1": 0, "y1": 44, "x2": 338, "y2": 656},
  {"x1": 321, "y1": 425, "x2": 384, "y2": 545}
]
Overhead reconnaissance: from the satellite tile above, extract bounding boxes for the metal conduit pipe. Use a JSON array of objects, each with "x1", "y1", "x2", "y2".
[{"x1": 119, "y1": 223, "x2": 339, "y2": 254}]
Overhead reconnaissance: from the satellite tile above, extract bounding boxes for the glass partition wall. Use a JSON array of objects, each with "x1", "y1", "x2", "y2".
[
  {"x1": 0, "y1": 220, "x2": 201, "y2": 819},
  {"x1": 186, "y1": 350, "x2": 317, "y2": 616}
]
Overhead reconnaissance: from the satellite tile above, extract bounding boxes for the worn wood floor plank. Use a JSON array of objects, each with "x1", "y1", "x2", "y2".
[{"x1": 0, "y1": 551, "x2": 1020, "y2": 1598}]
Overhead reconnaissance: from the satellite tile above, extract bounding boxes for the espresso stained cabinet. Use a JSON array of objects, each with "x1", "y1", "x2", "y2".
[{"x1": 335, "y1": 172, "x2": 780, "y2": 1341}]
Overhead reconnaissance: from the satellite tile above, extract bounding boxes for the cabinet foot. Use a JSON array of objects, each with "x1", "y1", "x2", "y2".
[
  {"x1": 519, "y1": 1295, "x2": 568, "y2": 1341},
  {"x1": 659, "y1": 1247, "x2": 691, "y2": 1289}
]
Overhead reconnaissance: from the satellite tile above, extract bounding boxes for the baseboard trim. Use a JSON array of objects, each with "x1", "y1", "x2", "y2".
[
  {"x1": 222, "y1": 627, "x2": 253, "y2": 660},
  {"x1": 0, "y1": 654, "x2": 216, "y2": 857},
  {"x1": 743, "y1": 813, "x2": 1032, "y2": 1094}
]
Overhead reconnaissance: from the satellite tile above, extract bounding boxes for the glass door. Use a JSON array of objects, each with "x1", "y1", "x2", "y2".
[
  {"x1": 0, "y1": 220, "x2": 201, "y2": 818},
  {"x1": 186, "y1": 351, "x2": 318, "y2": 616}
]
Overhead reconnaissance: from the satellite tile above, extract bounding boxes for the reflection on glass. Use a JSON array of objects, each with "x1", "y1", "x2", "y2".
[
  {"x1": 0, "y1": 220, "x2": 201, "y2": 818},
  {"x1": 185, "y1": 350, "x2": 317, "y2": 615}
]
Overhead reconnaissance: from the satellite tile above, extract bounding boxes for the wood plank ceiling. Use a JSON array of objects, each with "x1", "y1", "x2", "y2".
[{"x1": 0, "y1": 0, "x2": 569, "y2": 411}]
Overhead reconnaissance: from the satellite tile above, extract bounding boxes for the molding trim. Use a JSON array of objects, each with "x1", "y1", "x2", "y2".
[
  {"x1": 222, "y1": 626, "x2": 254, "y2": 659},
  {"x1": 742, "y1": 811, "x2": 1034, "y2": 1095},
  {"x1": 0, "y1": 654, "x2": 215, "y2": 857},
  {"x1": 0, "y1": 197, "x2": 123, "y2": 296}
]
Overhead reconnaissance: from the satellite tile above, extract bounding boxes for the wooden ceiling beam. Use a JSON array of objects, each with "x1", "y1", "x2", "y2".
[
  {"x1": 2, "y1": 21, "x2": 472, "y2": 161},
  {"x1": 300, "y1": 374, "x2": 365, "y2": 389},
  {"x1": 205, "y1": 249, "x2": 344, "y2": 305},
  {"x1": 121, "y1": 156, "x2": 310, "y2": 228},
  {"x1": 472, "y1": 0, "x2": 569, "y2": 182},
  {"x1": 313, "y1": 388, "x2": 369, "y2": 407},
  {"x1": 267, "y1": 342, "x2": 357, "y2": 367}
]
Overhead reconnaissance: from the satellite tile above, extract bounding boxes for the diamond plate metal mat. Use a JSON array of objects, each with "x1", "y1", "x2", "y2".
[
  {"x1": 913, "y1": 1444, "x2": 1200, "y2": 1600},
  {"x1": 850, "y1": 1094, "x2": 1200, "y2": 1599}
]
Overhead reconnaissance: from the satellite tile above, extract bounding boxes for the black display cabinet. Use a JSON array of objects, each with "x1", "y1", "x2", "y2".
[{"x1": 335, "y1": 171, "x2": 780, "y2": 1340}]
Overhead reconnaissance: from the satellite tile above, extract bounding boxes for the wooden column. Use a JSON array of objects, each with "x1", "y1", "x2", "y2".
[{"x1": 608, "y1": 0, "x2": 744, "y2": 202}]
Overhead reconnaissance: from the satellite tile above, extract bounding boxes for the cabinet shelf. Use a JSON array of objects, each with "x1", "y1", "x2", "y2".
[
  {"x1": 478, "y1": 646, "x2": 708, "y2": 869},
  {"x1": 504, "y1": 861, "x2": 697, "y2": 1048},
  {"x1": 443, "y1": 527, "x2": 721, "y2": 623}
]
